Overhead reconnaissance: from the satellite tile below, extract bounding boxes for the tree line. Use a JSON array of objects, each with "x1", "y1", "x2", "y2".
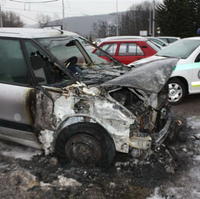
[{"x1": 93, "y1": 0, "x2": 200, "y2": 38}]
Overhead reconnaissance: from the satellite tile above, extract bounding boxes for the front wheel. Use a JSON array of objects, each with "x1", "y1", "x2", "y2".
[
  {"x1": 55, "y1": 123, "x2": 115, "y2": 167},
  {"x1": 168, "y1": 79, "x2": 187, "y2": 104}
]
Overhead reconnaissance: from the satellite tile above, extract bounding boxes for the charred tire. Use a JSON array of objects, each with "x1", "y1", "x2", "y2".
[
  {"x1": 55, "y1": 122, "x2": 115, "y2": 167},
  {"x1": 168, "y1": 78, "x2": 187, "y2": 104}
]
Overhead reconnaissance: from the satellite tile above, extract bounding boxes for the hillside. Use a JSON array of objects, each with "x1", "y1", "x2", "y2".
[{"x1": 49, "y1": 13, "x2": 118, "y2": 37}]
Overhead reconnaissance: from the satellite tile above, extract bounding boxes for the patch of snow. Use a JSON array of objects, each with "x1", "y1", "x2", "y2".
[
  {"x1": 40, "y1": 175, "x2": 82, "y2": 189},
  {"x1": 146, "y1": 188, "x2": 164, "y2": 199},
  {"x1": 187, "y1": 116, "x2": 200, "y2": 129},
  {"x1": 55, "y1": 175, "x2": 82, "y2": 187},
  {"x1": 193, "y1": 155, "x2": 200, "y2": 161},
  {"x1": 39, "y1": 130, "x2": 54, "y2": 155},
  {"x1": 0, "y1": 141, "x2": 41, "y2": 160}
]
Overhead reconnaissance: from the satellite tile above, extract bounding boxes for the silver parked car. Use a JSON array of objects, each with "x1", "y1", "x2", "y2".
[{"x1": 0, "y1": 28, "x2": 177, "y2": 166}]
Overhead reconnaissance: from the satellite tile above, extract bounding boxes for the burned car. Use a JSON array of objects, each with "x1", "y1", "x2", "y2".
[{"x1": 0, "y1": 28, "x2": 178, "y2": 166}]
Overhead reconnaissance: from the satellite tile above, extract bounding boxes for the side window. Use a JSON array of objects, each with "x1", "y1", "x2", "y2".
[
  {"x1": 96, "y1": 43, "x2": 117, "y2": 56},
  {"x1": 102, "y1": 43, "x2": 117, "y2": 55},
  {"x1": 129, "y1": 43, "x2": 144, "y2": 56},
  {"x1": 168, "y1": 38, "x2": 176, "y2": 43},
  {"x1": 119, "y1": 43, "x2": 144, "y2": 56},
  {"x1": 0, "y1": 39, "x2": 30, "y2": 85},
  {"x1": 24, "y1": 40, "x2": 48, "y2": 85},
  {"x1": 195, "y1": 53, "x2": 200, "y2": 62}
]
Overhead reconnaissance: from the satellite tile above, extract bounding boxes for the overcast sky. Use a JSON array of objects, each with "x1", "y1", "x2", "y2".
[{"x1": 1, "y1": 0, "x2": 161, "y2": 25}]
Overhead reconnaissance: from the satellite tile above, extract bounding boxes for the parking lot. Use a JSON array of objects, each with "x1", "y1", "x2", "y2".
[{"x1": 172, "y1": 94, "x2": 200, "y2": 117}]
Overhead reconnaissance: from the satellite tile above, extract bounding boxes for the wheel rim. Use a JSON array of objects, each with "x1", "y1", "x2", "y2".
[
  {"x1": 168, "y1": 82, "x2": 183, "y2": 102},
  {"x1": 65, "y1": 134, "x2": 102, "y2": 165}
]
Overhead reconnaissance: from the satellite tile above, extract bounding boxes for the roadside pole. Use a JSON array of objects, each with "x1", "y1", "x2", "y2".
[
  {"x1": 62, "y1": 0, "x2": 65, "y2": 29},
  {"x1": 149, "y1": 7, "x2": 152, "y2": 36},
  {"x1": 0, "y1": 3, "x2": 3, "y2": 27},
  {"x1": 152, "y1": 0, "x2": 155, "y2": 36},
  {"x1": 116, "y1": 0, "x2": 119, "y2": 36}
]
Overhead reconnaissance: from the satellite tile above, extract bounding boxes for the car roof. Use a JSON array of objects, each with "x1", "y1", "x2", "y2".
[
  {"x1": 183, "y1": 37, "x2": 200, "y2": 40},
  {"x1": 0, "y1": 28, "x2": 79, "y2": 39},
  {"x1": 158, "y1": 36, "x2": 180, "y2": 39},
  {"x1": 102, "y1": 36, "x2": 147, "y2": 42}
]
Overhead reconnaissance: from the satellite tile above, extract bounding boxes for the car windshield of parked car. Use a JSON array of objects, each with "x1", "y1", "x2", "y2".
[
  {"x1": 146, "y1": 41, "x2": 160, "y2": 51},
  {"x1": 157, "y1": 39, "x2": 200, "y2": 59}
]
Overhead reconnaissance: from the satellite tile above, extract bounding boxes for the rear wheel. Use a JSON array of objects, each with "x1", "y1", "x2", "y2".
[
  {"x1": 168, "y1": 79, "x2": 187, "y2": 104},
  {"x1": 55, "y1": 123, "x2": 115, "y2": 167}
]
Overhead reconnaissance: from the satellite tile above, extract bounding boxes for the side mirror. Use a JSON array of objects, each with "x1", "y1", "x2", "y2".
[
  {"x1": 30, "y1": 51, "x2": 50, "y2": 70},
  {"x1": 30, "y1": 54, "x2": 46, "y2": 70}
]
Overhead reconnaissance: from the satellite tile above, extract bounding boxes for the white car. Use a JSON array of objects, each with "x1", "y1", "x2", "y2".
[{"x1": 129, "y1": 37, "x2": 200, "y2": 104}]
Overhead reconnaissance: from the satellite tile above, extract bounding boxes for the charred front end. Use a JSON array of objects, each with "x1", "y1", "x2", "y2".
[
  {"x1": 103, "y1": 58, "x2": 179, "y2": 157},
  {"x1": 33, "y1": 57, "x2": 179, "y2": 164}
]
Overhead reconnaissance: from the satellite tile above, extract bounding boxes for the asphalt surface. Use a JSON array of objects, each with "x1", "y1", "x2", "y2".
[{"x1": 172, "y1": 93, "x2": 200, "y2": 117}]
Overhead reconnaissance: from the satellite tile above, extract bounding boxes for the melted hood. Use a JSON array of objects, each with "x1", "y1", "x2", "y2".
[
  {"x1": 103, "y1": 57, "x2": 179, "y2": 93},
  {"x1": 79, "y1": 64, "x2": 129, "y2": 85}
]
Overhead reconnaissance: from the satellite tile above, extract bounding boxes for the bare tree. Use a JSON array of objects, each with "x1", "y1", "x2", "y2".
[
  {"x1": 93, "y1": 20, "x2": 117, "y2": 38},
  {"x1": 2, "y1": 11, "x2": 24, "y2": 27},
  {"x1": 37, "y1": 14, "x2": 51, "y2": 28},
  {"x1": 120, "y1": 1, "x2": 152, "y2": 35}
]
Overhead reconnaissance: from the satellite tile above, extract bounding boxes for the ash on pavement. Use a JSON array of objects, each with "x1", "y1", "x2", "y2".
[{"x1": 0, "y1": 96, "x2": 199, "y2": 199}]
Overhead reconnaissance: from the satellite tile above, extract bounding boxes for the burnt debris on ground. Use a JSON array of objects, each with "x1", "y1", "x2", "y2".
[
  {"x1": 0, "y1": 111, "x2": 199, "y2": 198},
  {"x1": 0, "y1": 124, "x2": 187, "y2": 199}
]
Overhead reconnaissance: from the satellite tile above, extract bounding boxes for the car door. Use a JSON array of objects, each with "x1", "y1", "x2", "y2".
[
  {"x1": 173, "y1": 47, "x2": 200, "y2": 95},
  {"x1": 115, "y1": 42, "x2": 145, "y2": 64},
  {"x1": 0, "y1": 37, "x2": 42, "y2": 147},
  {"x1": 0, "y1": 38, "x2": 34, "y2": 128},
  {"x1": 189, "y1": 51, "x2": 200, "y2": 94}
]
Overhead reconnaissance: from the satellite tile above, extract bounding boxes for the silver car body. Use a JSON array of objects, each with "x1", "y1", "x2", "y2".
[{"x1": 0, "y1": 28, "x2": 174, "y2": 158}]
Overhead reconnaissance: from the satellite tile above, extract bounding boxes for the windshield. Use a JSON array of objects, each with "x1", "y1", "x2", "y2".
[
  {"x1": 146, "y1": 40, "x2": 161, "y2": 51},
  {"x1": 37, "y1": 36, "x2": 111, "y2": 67},
  {"x1": 157, "y1": 39, "x2": 200, "y2": 59},
  {"x1": 149, "y1": 38, "x2": 167, "y2": 47}
]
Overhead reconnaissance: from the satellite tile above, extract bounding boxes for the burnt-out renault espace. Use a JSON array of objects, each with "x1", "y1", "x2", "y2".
[{"x1": 0, "y1": 28, "x2": 178, "y2": 166}]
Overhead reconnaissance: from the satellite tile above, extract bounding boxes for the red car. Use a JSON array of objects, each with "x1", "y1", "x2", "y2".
[{"x1": 93, "y1": 36, "x2": 159, "y2": 65}]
